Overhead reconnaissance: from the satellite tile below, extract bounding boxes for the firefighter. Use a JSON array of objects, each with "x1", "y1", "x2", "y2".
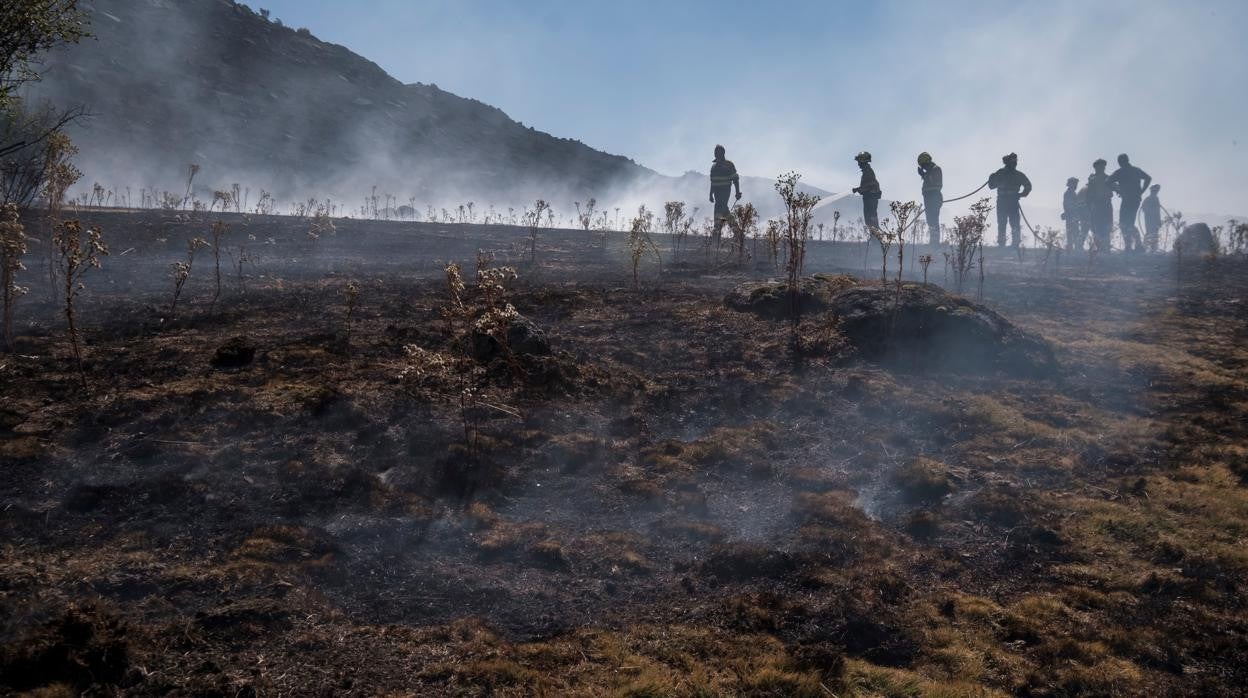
[
  {"x1": 1062, "y1": 177, "x2": 1085, "y2": 250},
  {"x1": 1108, "y1": 153, "x2": 1152, "y2": 253},
  {"x1": 851, "y1": 151, "x2": 881, "y2": 231},
  {"x1": 708, "y1": 144, "x2": 743, "y2": 241},
  {"x1": 987, "y1": 152, "x2": 1032, "y2": 247},
  {"x1": 917, "y1": 152, "x2": 942, "y2": 245},
  {"x1": 1142, "y1": 183, "x2": 1163, "y2": 253},
  {"x1": 1086, "y1": 159, "x2": 1114, "y2": 252}
]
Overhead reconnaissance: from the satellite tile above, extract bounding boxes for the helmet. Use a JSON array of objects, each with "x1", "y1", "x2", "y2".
[
  {"x1": 1093, "y1": 158, "x2": 1107, "y2": 169},
  {"x1": 714, "y1": 144, "x2": 726, "y2": 158},
  {"x1": 855, "y1": 151, "x2": 872, "y2": 163},
  {"x1": 1066, "y1": 177, "x2": 1079, "y2": 186},
  {"x1": 1117, "y1": 153, "x2": 1129, "y2": 165},
  {"x1": 1150, "y1": 183, "x2": 1161, "y2": 192},
  {"x1": 1002, "y1": 152, "x2": 1018, "y2": 165},
  {"x1": 917, "y1": 152, "x2": 932, "y2": 165}
]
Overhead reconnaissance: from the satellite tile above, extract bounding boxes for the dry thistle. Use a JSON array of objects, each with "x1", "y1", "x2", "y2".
[
  {"x1": 918, "y1": 254, "x2": 933, "y2": 284},
  {"x1": 733, "y1": 202, "x2": 759, "y2": 264},
  {"x1": 523, "y1": 199, "x2": 551, "y2": 267},
  {"x1": 170, "y1": 237, "x2": 207, "y2": 315},
  {"x1": 343, "y1": 280, "x2": 360, "y2": 346},
  {"x1": 775, "y1": 172, "x2": 821, "y2": 328},
  {"x1": 52, "y1": 220, "x2": 108, "y2": 389},
  {"x1": 441, "y1": 260, "x2": 467, "y2": 335},
  {"x1": 627, "y1": 205, "x2": 661, "y2": 288},
  {"x1": 209, "y1": 221, "x2": 228, "y2": 311},
  {"x1": 1, "y1": 204, "x2": 29, "y2": 351},
  {"x1": 950, "y1": 199, "x2": 992, "y2": 293}
]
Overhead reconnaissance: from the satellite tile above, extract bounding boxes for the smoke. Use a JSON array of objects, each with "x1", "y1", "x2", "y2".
[{"x1": 22, "y1": 0, "x2": 1247, "y2": 232}]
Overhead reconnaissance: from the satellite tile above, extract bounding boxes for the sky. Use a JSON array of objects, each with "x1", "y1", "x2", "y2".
[{"x1": 256, "y1": 0, "x2": 1248, "y2": 216}]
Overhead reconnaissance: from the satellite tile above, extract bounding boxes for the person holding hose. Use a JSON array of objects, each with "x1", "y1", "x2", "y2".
[
  {"x1": 852, "y1": 151, "x2": 881, "y2": 231},
  {"x1": 987, "y1": 152, "x2": 1031, "y2": 248},
  {"x1": 917, "y1": 152, "x2": 942, "y2": 244}
]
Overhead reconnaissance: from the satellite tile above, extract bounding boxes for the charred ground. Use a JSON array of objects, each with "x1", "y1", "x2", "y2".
[{"x1": 1, "y1": 211, "x2": 1246, "y2": 696}]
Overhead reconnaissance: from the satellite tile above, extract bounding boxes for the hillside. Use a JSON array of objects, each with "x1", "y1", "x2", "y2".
[
  {"x1": 27, "y1": 0, "x2": 657, "y2": 207},
  {"x1": 24, "y1": 0, "x2": 832, "y2": 219}
]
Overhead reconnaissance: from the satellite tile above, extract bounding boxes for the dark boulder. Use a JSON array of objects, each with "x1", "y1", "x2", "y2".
[
  {"x1": 471, "y1": 314, "x2": 552, "y2": 361},
  {"x1": 1176, "y1": 223, "x2": 1219, "y2": 255},
  {"x1": 210, "y1": 336, "x2": 256, "y2": 368},
  {"x1": 724, "y1": 274, "x2": 858, "y2": 319},
  {"x1": 727, "y1": 276, "x2": 1057, "y2": 376},
  {"x1": 828, "y1": 283, "x2": 1056, "y2": 376}
]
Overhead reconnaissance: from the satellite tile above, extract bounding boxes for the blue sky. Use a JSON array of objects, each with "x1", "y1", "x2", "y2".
[{"x1": 256, "y1": 0, "x2": 1247, "y2": 215}]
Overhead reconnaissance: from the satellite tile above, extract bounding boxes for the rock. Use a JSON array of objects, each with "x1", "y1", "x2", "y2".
[
  {"x1": 828, "y1": 283, "x2": 1056, "y2": 376},
  {"x1": 727, "y1": 276, "x2": 1056, "y2": 375},
  {"x1": 1176, "y1": 223, "x2": 1219, "y2": 255},
  {"x1": 724, "y1": 274, "x2": 858, "y2": 319},
  {"x1": 471, "y1": 314, "x2": 552, "y2": 361},
  {"x1": 211, "y1": 336, "x2": 256, "y2": 368}
]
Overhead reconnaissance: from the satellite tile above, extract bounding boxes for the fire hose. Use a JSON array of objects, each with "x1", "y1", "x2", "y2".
[{"x1": 896, "y1": 179, "x2": 991, "y2": 236}]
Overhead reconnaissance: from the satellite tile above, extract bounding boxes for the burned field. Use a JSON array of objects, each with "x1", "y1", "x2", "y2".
[{"x1": 2, "y1": 211, "x2": 1247, "y2": 696}]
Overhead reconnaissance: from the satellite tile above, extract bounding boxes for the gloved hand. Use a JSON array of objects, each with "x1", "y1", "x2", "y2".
[
  {"x1": 709, "y1": 196, "x2": 715, "y2": 204},
  {"x1": 735, "y1": 191, "x2": 742, "y2": 201},
  {"x1": 852, "y1": 187, "x2": 860, "y2": 194},
  {"x1": 1061, "y1": 213, "x2": 1066, "y2": 220},
  {"x1": 917, "y1": 167, "x2": 924, "y2": 177}
]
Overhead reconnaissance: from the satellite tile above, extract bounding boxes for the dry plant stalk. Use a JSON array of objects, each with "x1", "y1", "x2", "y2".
[
  {"x1": 52, "y1": 220, "x2": 108, "y2": 389},
  {"x1": 763, "y1": 219, "x2": 782, "y2": 269},
  {"x1": 1, "y1": 204, "x2": 29, "y2": 351},
  {"x1": 867, "y1": 223, "x2": 897, "y2": 284},
  {"x1": 775, "y1": 172, "x2": 820, "y2": 326},
  {"x1": 918, "y1": 254, "x2": 933, "y2": 284},
  {"x1": 574, "y1": 198, "x2": 597, "y2": 232},
  {"x1": 342, "y1": 280, "x2": 360, "y2": 346},
  {"x1": 41, "y1": 132, "x2": 80, "y2": 298},
  {"x1": 1036, "y1": 226, "x2": 1063, "y2": 274},
  {"x1": 523, "y1": 199, "x2": 550, "y2": 267},
  {"x1": 442, "y1": 261, "x2": 467, "y2": 335},
  {"x1": 170, "y1": 237, "x2": 207, "y2": 315},
  {"x1": 182, "y1": 163, "x2": 200, "y2": 210},
  {"x1": 663, "y1": 200, "x2": 688, "y2": 262},
  {"x1": 733, "y1": 202, "x2": 758, "y2": 264},
  {"x1": 951, "y1": 198, "x2": 992, "y2": 293},
  {"x1": 209, "y1": 221, "x2": 228, "y2": 311},
  {"x1": 474, "y1": 262, "x2": 520, "y2": 344},
  {"x1": 879, "y1": 201, "x2": 919, "y2": 291},
  {"x1": 627, "y1": 205, "x2": 661, "y2": 288}
]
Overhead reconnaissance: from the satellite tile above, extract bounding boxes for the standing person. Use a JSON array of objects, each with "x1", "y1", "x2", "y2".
[
  {"x1": 708, "y1": 144, "x2": 743, "y2": 241},
  {"x1": 1062, "y1": 177, "x2": 1084, "y2": 250},
  {"x1": 1108, "y1": 153, "x2": 1151, "y2": 253},
  {"x1": 851, "y1": 151, "x2": 881, "y2": 231},
  {"x1": 1086, "y1": 159, "x2": 1114, "y2": 252},
  {"x1": 917, "y1": 152, "x2": 942, "y2": 245},
  {"x1": 987, "y1": 152, "x2": 1032, "y2": 247},
  {"x1": 1075, "y1": 184, "x2": 1091, "y2": 251},
  {"x1": 1142, "y1": 184, "x2": 1163, "y2": 253}
]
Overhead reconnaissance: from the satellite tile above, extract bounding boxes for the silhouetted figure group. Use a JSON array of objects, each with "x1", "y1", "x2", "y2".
[
  {"x1": 1064, "y1": 153, "x2": 1156, "y2": 253},
  {"x1": 708, "y1": 144, "x2": 1166, "y2": 254}
]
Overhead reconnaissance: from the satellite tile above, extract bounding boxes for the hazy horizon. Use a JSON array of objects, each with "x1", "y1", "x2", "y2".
[{"x1": 255, "y1": 0, "x2": 1247, "y2": 218}]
